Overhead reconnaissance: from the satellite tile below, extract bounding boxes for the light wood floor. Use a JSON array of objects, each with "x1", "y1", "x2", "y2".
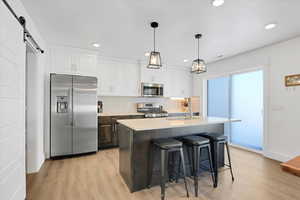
[{"x1": 26, "y1": 147, "x2": 300, "y2": 200}]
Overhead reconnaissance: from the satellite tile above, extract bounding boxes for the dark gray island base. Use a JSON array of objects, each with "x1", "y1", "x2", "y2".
[{"x1": 118, "y1": 121, "x2": 226, "y2": 192}]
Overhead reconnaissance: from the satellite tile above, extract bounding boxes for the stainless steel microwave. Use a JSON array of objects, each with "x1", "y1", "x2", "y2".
[{"x1": 141, "y1": 83, "x2": 164, "y2": 97}]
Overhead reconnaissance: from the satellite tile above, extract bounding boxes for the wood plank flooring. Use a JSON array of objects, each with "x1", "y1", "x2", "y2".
[{"x1": 26, "y1": 147, "x2": 300, "y2": 200}]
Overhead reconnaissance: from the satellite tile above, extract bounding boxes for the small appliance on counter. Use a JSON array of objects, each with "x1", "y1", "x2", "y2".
[
  {"x1": 137, "y1": 103, "x2": 168, "y2": 118},
  {"x1": 97, "y1": 101, "x2": 103, "y2": 113}
]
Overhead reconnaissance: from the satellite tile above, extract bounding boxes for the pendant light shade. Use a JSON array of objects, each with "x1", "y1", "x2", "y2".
[
  {"x1": 148, "y1": 51, "x2": 162, "y2": 69},
  {"x1": 192, "y1": 58, "x2": 206, "y2": 74},
  {"x1": 147, "y1": 22, "x2": 162, "y2": 69},
  {"x1": 191, "y1": 34, "x2": 206, "y2": 74}
]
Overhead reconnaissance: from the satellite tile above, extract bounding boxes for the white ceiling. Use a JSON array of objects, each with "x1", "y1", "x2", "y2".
[{"x1": 21, "y1": 0, "x2": 300, "y2": 66}]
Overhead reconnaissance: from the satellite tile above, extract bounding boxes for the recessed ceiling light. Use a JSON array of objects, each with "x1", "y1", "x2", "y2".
[
  {"x1": 265, "y1": 23, "x2": 277, "y2": 30},
  {"x1": 145, "y1": 52, "x2": 150, "y2": 57},
  {"x1": 212, "y1": 0, "x2": 224, "y2": 7},
  {"x1": 183, "y1": 59, "x2": 189, "y2": 63},
  {"x1": 92, "y1": 43, "x2": 100, "y2": 48}
]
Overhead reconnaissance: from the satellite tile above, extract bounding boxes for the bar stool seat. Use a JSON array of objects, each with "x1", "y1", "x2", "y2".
[
  {"x1": 153, "y1": 138, "x2": 183, "y2": 150},
  {"x1": 181, "y1": 136, "x2": 210, "y2": 146},
  {"x1": 198, "y1": 132, "x2": 227, "y2": 141}
]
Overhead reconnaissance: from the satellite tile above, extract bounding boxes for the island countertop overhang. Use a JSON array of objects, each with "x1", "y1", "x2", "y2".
[{"x1": 117, "y1": 117, "x2": 240, "y2": 131}]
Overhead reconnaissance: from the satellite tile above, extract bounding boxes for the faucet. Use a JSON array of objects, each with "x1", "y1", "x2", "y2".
[{"x1": 187, "y1": 98, "x2": 193, "y2": 119}]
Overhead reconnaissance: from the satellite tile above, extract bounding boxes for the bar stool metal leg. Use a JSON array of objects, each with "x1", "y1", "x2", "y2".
[
  {"x1": 187, "y1": 147, "x2": 193, "y2": 176},
  {"x1": 213, "y1": 141, "x2": 219, "y2": 188},
  {"x1": 176, "y1": 151, "x2": 181, "y2": 183},
  {"x1": 179, "y1": 148, "x2": 189, "y2": 198},
  {"x1": 207, "y1": 145, "x2": 215, "y2": 186},
  {"x1": 192, "y1": 146, "x2": 199, "y2": 197},
  {"x1": 225, "y1": 142, "x2": 234, "y2": 181}
]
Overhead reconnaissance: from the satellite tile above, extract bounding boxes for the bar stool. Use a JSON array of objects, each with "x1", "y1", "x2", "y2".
[
  {"x1": 148, "y1": 138, "x2": 189, "y2": 200},
  {"x1": 199, "y1": 132, "x2": 234, "y2": 188},
  {"x1": 181, "y1": 136, "x2": 215, "y2": 197}
]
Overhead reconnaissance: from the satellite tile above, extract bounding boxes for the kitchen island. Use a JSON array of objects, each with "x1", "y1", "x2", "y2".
[{"x1": 117, "y1": 117, "x2": 239, "y2": 192}]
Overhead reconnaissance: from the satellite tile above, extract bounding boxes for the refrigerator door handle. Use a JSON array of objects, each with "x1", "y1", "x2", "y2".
[{"x1": 68, "y1": 88, "x2": 73, "y2": 126}]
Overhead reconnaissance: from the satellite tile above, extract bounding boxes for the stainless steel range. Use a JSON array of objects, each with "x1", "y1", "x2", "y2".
[{"x1": 137, "y1": 103, "x2": 168, "y2": 118}]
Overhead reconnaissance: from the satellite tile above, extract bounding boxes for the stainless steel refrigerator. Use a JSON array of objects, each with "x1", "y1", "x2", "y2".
[{"x1": 50, "y1": 74, "x2": 98, "y2": 157}]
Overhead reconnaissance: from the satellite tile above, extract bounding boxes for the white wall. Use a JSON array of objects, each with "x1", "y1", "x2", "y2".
[
  {"x1": 0, "y1": 3, "x2": 26, "y2": 199},
  {"x1": 0, "y1": 0, "x2": 47, "y2": 199},
  {"x1": 193, "y1": 36, "x2": 300, "y2": 162}
]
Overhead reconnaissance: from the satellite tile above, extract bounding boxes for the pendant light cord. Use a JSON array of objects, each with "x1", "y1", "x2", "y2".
[
  {"x1": 197, "y1": 37, "x2": 200, "y2": 60},
  {"x1": 153, "y1": 28, "x2": 156, "y2": 52}
]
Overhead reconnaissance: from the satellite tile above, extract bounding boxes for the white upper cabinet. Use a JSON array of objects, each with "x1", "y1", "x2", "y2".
[
  {"x1": 50, "y1": 46, "x2": 192, "y2": 97},
  {"x1": 166, "y1": 67, "x2": 192, "y2": 98},
  {"x1": 50, "y1": 46, "x2": 97, "y2": 76},
  {"x1": 97, "y1": 59, "x2": 139, "y2": 96},
  {"x1": 140, "y1": 63, "x2": 167, "y2": 85},
  {"x1": 50, "y1": 47, "x2": 72, "y2": 74},
  {"x1": 78, "y1": 54, "x2": 97, "y2": 76}
]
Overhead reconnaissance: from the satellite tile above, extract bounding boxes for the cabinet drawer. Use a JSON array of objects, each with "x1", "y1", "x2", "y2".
[
  {"x1": 129, "y1": 115, "x2": 144, "y2": 119},
  {"x1": 99, "y1": 116, "x2": 112, "y2": 125},
  {"x1": 112, "y1": 115, "x2": 145, "y2": 120}
]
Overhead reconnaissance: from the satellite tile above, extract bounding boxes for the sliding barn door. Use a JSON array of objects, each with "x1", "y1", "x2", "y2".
[{"x1": 0, "y1": 2, "x2": 26, "y2": 200}]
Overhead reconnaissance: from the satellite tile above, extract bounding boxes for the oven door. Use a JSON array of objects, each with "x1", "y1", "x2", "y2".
[{"x1": 142, "y1": 83, "x2": 164, "y2": 97}]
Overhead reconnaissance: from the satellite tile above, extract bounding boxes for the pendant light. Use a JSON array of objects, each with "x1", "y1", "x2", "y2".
[
  {"x1": 191, "y1": 34, "x2": 206, "y2": 74},
  {"x1": 147, "y1": 22, "x2": 162, "y2": 69}
]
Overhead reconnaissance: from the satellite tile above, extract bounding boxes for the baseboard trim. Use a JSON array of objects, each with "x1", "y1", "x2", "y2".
[
  {"x1": 229, "y1": 143, "x2": 263, "y2": 155},
  {"x1": 263, "y1": 151, "x2": 291, "y2": 162},
  {"x1": 229, "y1": 144, "x2": 292, "y2": 163},
  {"x1": 26, "y1": 156, "x2": 45, "y2": 174}
]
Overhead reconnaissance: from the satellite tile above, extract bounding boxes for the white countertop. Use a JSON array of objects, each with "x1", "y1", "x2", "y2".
[
  {"x1": 117, "y1": 117, "x2": 240, "y2": 131},
  {"x1": 98, "y1": 112, "x2": 192, "y2": 117},
  {"x1": 98, "y1": 112, "x2": 145, "y2": 117}
]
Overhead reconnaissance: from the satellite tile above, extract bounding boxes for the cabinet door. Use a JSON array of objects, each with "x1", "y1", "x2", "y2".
[
  {"x1": 78, "y1": 54, "x2": 97, "y2": 76},
  {"x1": 97, "y1": 61, "x2": 117, "y2": 96},
  {"x1": 180, "y1": 69, "x2": 192, "y2": 97},
  {"x1": 99, "y1": 125, "x2": 113, "y2": 146},
  {"x1": 97, "y1": 60, "x2": 139, "y2": 96},
  {"x1": 118, "y1": 63, "x2": 139, "y2": 96},
  {"x1": 167, "y1": 68, "x2": 192, "y2": 98},
  {"x1": 50, "y1": 46, "x2": 98, "y2": 76},
  {"x1": 140, "y1": 64, "x2": 167, "y2": 84},
  {"x1": 50, "y1": 47, "x2": 73, "y2": 74}
]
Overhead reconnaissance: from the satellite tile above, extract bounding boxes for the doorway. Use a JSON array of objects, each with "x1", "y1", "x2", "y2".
[{"x1": 206, "y1": 70, "x2": 264, "y2": 151}]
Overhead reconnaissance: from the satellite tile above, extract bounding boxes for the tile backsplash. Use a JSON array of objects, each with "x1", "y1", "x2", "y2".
[{"x1": 97, "y1": 96, "x2": 192, "y2": 113}]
